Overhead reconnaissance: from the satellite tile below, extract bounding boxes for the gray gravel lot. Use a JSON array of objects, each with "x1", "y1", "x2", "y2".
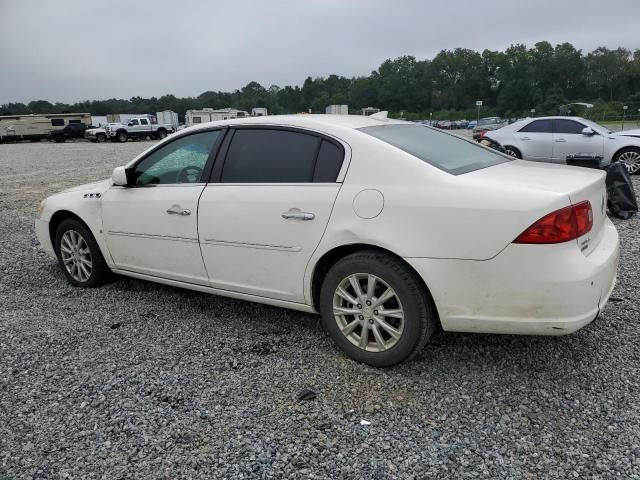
[{"x1": 1, "y1": 141, "x2": 639, "y2": 479}]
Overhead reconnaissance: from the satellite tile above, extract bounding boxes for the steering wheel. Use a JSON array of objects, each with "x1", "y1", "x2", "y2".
[{"x1": 176, "y1": 165, "x2": 203, "y2": 183}]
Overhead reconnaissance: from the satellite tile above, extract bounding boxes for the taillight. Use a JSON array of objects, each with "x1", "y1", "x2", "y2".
[{"x1": 513, "y1": 201, "x2": 593, "y2": 244}]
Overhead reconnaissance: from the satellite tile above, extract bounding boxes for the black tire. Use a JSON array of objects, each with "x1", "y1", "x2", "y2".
[
  {"x1": 96, "y1": 133, "x2": 106, "y2": 143},
  {"x1": 54, "y1": 134, "x2": 65, "y2": 143},
  {"x1": 503, "y1": 146, "x2": 522, "y2": 159},
  {"x1": 117, "y1": 131, "x2": 128, "y2": 143},
  {"x1": 319, "y1": 250, "x2": 436, "y2": 367},
  {"x1": 157, "y1": 129, "x2": 167, "y2": 140},
  {"x1": 54, "y1": 218, "x2": 112, "y2": 288},
  {"x1": 613, "y1": 147, "x2": 640, "y2": 175}
]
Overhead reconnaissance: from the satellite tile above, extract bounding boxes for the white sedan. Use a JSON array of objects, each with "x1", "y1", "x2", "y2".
[
  {"x1": 35, "y1": 114, "x2": 620, "y2": 366},
  {"x1": 485, "y1": 116, "x2": 640, "y2": 174}
]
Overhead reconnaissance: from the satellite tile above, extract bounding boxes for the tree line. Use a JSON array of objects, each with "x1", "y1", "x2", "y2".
[{"x1": 2, "y1": 42, "x2": 640, "y2": 122}]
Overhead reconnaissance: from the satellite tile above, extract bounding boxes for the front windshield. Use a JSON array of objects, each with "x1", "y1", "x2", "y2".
[{"x1": 359, "y1": 124, "x2": 509, "y2": 175}]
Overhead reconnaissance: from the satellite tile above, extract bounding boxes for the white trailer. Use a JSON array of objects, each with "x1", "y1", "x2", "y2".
[
  {"x1": 326, "y1": 105, "x2": 348, "y2": 115},
  {"x1": 251, "y1": 107, "x2": 268, "y2": 116},
  {"x1": 90, "y1": 115, "x2": 108, "y2": 127},
  {"x1": 0, "y1": 113, "x2": 91, "y2": 142},
  {"x1": 155, "y1": 110, "x2": 178, "y2": 130},
  {"x1": 185, "y1": 108, "x2": 250, "y2": 127}
]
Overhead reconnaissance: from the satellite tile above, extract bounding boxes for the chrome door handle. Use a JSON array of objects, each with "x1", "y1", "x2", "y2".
[
  {"x1": 520, "y1": 136, "x2": 531, "y2": 140},
  {"x1": 166, "y1": 205, "x2": 191, "y2": 216},
  {"x1": 282, "y1": 208, "x2": 315, "y2": 221},
  {"x1": 555, "y1": 138, "x2": 567, "y2": 142}
]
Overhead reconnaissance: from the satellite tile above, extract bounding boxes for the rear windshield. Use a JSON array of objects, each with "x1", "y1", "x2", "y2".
[{"x1": 359, "y1": 124, "x2": 509, "y2": 175}]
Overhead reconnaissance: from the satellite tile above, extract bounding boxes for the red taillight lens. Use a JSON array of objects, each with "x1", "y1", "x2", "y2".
[{"x1": 514, "y1": 201, "x2": 593, "y2": 244}]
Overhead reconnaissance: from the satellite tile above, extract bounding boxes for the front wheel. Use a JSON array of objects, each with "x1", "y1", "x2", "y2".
[
  {"x1": 96, "y1": 133, "x2": 106, "y2": 143},
  {"x1": 117, "y1": 131, "x2": 128, "y2": 143},
  {"x1": 319, "y1": 251, "x2": 436, "y2": 367},
  {"x1": 614, "y1": 147, "x2": 640, "y2": 175},
  {"x1": 54, "y1": 218, "x2": 111, "y2": 287}
]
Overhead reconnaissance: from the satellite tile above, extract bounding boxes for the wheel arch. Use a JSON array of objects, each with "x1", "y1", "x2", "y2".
[
  {"x1": 48, "y1": 210, "x2": 92, "y2": 246},
  {"x1": 503, "y1": 145, "x2": 522, "y2": 158},
  {"x1": 612, "y1": 145, "x2": 640, "y2": 161},
  {"x1": 309, "y1": 243, "x2": 440, "y2": 325}
]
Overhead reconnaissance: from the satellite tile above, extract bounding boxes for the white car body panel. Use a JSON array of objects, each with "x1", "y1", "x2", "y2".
[{"x1": 36, "y1": 115, "x2": 620, "y2": 336}]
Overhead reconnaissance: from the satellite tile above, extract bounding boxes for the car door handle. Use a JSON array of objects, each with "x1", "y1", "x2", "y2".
[
  {"x1": 520, "y1": 136, "x2": 531, "y2": 140},
  {"x1": 555, "y1": 138, "x2": 567, "y2": 142},
  {"x1": 281, "y1": 208, "x2": 315, "y2": 221},
  {"x1": 166, "y1": 205, "x2": 191, "y2": 216}
]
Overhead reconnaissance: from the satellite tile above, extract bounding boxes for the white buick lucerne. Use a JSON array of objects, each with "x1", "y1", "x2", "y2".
[{"x1": 36, "y1": 114, "x2": 620, "y2": 366}]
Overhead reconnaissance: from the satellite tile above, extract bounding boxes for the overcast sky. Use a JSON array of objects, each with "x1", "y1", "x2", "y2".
[{"x1": 1, "y1": 0, "x2": 638, "y2": 104}]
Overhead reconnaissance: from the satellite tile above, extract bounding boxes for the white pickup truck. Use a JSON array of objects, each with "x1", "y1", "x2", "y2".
[{"x1": 104, "y1": 117, "x2": 174, "y2": 143}]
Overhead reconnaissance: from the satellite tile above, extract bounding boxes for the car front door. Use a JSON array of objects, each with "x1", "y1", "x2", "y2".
[
  {"x1": 197, "y1": 127, "x2": 346, "y2": 303},
  {"x1": 127, "y1": 119, "x2": 142, "y2": 137},
  {"x1": 551, "y1": 119, "x2": 605, "y2": 163},
  {"x1": 138, "y1": 117, "x2": 151, "y2": 135},
  {"x1": 101, "y1": 129, "x2": 223, "y2": 284},
  {"x1": 515, "y1": 119, "x2": 553, "y2": 161}
]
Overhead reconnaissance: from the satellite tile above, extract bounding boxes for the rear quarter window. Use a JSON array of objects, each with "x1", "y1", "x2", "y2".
[{"x1": 359, "y1": 124, "x2": 509, "y2": 175}]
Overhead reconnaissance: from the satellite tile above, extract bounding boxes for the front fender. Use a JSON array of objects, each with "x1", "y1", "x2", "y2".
[{"x1": 39, "y1": 183, "x2": 114, "y2": 266}]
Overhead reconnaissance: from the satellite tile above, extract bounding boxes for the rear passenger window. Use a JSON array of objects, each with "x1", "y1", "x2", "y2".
[
  {"x1": 222, "y1": 129, "x2": 320, "y2": 183},
  {"x1": 314, "y1": 140, "x2": 344, "y2": 182},
  {"x1": 519, "y1": 119, "x2": 552, "y2": 133}
]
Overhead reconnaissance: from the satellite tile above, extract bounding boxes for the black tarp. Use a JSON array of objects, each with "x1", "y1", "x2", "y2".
[{"x1": 605, "y1": 162, "x2": 638, "y2": 219}]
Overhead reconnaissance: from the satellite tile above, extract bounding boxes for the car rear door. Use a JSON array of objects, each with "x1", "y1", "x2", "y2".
[
  {"x1": 197, "y1": 127, "x2": 346, "y2": 303},
  {"x1": 101, "y1": 129, "x2": 223, "y2": 284},
  {"x1": 515, "y1": 119, "x2": 553, "y2": 161},
  {"x1": 551, "y1": 119, "x2": 605, "y2": 163}
]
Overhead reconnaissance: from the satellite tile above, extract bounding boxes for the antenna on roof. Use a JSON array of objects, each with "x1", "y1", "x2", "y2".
[{"x1": 369, "y1": 111, "x2": 389, "y2": 121}]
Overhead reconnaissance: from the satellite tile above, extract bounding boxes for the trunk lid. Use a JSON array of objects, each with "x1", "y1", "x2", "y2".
[{"x1": 466, "y1": 160, "x2": 607, "y2": 255}]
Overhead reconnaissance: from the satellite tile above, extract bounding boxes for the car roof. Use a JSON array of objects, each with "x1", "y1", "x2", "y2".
[
  {"x1": 520, "y1": 116, "x2": 587, "y2": 121},
  {"x1": 175, "y1": 114, "x2": 406, "y2": 138}
]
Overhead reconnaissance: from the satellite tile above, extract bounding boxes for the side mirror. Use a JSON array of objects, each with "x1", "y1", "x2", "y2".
[
  {"x1": 581, "y1": 127, "x2": 595, "y2": 136},
  {"x1": 128, "y1": 122, "x2": 134, "y2": 126},
  {"x1": 112, "y1": 166, "x2": 131, "y2": 186}
]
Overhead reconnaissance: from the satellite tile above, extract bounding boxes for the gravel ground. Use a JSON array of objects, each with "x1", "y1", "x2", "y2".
[{"x1": 1, "y1": 141, "x2": 639, "y2": 479}]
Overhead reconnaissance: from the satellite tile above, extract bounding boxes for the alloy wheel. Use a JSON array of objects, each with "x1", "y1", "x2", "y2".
[
  {"x1": 332, "y1": 273, "x2": 405, "y2": 352},
  {"x1": 504, "y1": 147, "x2": 518, "y2": 158},
  {"x1": 618, "y1": 150, "x2": 640, "y2": 175},
  {"x1": 60, "y1": 230, "x2": 92, "y2": 282}
]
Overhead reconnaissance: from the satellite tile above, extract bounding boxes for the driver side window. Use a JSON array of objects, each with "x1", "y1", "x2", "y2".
[{"x1": 133, "y1": 130, "x2": 220, "y2": 186}]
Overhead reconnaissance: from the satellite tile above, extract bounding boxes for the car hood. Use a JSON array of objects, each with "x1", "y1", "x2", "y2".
[{"x1": 613, "y1": 128, "x2": 640, "y2": 138}]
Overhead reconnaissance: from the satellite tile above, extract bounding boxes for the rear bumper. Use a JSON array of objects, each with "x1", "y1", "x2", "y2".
[{"x1": 405, "y1": 219, "x2": 619, "y2": 335}]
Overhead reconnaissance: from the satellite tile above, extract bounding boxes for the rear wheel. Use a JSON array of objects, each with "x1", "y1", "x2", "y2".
[
  {"x1": 117, "y1": 131, "x2": 128, "y2": 143},
  {"x1": 320, "y1": 251, "x2": 436, "y2": 367},
  {"x1": 503, "y1": 146, "x2": 521, "y2": 158},
  {"x1": 54, "y1": 218, "x2": 111, "y2": 287},
  {"x1": 157, "y1": 129, "x2": 167, "y2": 140},
  {"x1": 614, "y1": 147, "x2": 640, "y2": 175}
]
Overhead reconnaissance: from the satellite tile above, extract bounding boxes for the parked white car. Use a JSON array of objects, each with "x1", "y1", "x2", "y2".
[
  {"x1": 35, "y1": 114, "x2": 619, "y2": 366},
  {"x1": 485, "y1": 116, "x2": 640, "y2": 174}
]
